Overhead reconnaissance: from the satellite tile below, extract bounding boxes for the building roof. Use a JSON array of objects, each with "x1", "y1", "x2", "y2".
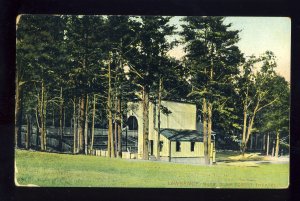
[
  {"x1": 160, "y1": 129, "x2": 204, "y2": 142},
  {"x1": 129, "y1": 99, "x2": 196, "y2": 105}
]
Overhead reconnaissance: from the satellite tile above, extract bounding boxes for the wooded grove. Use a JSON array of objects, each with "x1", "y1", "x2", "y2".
[{"x1": 16, "y1": 15, "x2": 290, "y2": 164}]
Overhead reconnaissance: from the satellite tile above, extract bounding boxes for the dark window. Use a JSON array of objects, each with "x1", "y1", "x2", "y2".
[
  {"x1": 127, "y1": 116, "x2": 138, "y2": 130},
  {"x1": 150, "y1": 140, "x2": 153, "y2": 155},
  {"x1": 176, "y1": 141, "x2": 181, "y2": 152},
  {"x1": 159, "y1": 141, "x2": 163, "y2": 152},
  {"x1": 191, "y1": 142, "x2": 195, "y2": 152}
]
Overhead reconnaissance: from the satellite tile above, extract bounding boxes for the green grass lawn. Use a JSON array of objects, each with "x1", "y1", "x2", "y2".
[
  {"x1": 15, "y1": 149, "x2": 289, "y2": 188},
  {"x1": 215, "y1": 150, "x2": 242, "y2": 162}
]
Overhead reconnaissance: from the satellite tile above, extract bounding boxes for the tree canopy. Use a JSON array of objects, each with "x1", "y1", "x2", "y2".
[{"x1": 16, "y1": 15, "x2": 290, "y2": 160}]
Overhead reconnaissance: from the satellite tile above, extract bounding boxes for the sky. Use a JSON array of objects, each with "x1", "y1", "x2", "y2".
[{"x1": 167, "y1": 17, "x2": 291, "y2": 82}]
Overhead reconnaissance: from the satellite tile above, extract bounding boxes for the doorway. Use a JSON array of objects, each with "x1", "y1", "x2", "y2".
[{"x1": 150, "y1": 140, "x2": 154, "y2": 155}]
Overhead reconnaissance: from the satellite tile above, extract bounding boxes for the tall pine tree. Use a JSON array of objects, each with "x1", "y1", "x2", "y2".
[{"x1": 181, "y1": 16, "x2": 244, "y2": 164}]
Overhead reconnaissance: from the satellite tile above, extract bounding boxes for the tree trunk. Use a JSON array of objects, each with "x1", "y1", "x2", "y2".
[
  {"x1": 241, "y1": 108, "x2": 247, "y2": 154},
  {"x1": 260, "y1": 134, "x2": 263, "y2": 150},
  {"x1": 107, "y1": 61, "x2": 114, "y2": 157},
  {"x1": 266, "y1": 132, "x2": 270, "y2": 156},
  {"x1": 207, "y1": 52, "x2": 214, "y2": 165},
  {"x1": 64, "y1": 107, "x2": 66, "y2": 132},
  {"x1": 35, "y1": 106, "x2": 40, "y2": 150},
  {"x1": 84, "y1": 94, "x2": 89, "y2": 155},
  {"x1": 156, "y1": 78, "x2": 162, "y2": 160},
  {"x1": 113, "y1": 93, "x2": 118, "y2": 158},
  {"x1": 29, "y1": 115, "x2": 32, "y2": 149},
  {"x1": 142, "y1": 86, "x2": 150, "y2": 160},
  {"x1": 250, "y1": 135, "x2": 253, "y2": 150},
  {"x1": 242, "y1": 110, "x2": 257, "y2": 155},
  {"x1": 275, "y1": 129, "x2": 280, "y2": 158},
  {"x1": 15, "y1": 61, "x2": 21, "y2": 146},
  {"x1": 78, "y1": 96, "x2": 85, "y2": 153},
  {"x1": 114, "y1": 109, "x2": 117, "y2": 158},
  {"x1": 78, "y1": 97, "x2": 82, "y2": 153},
  {"x1": 125, "y1": 126, "x2": 128, "y2": 151},
  {"x1": 25, "y1": 115, "x2": 31, "y2": 149},
  {"x1": 43, "y1": 89, "x2": 47, "y2": 151},
  {"x1": 117, "y1": 96, "x2": 122, "y2": 158},
  {"x1": 52, "y1": 103, "x2": 55, "y2": 127},
  {"x1": 202, "y1": 98, "x2": 209, "y2": 165},
  {"x1": 108, "y1": 107, "x2": 114, "y2": 157},
  {"x1": 168, "y1": 140, "x2": 171, "y2": 162},
  {"x1": 15, "y1": 72, "x2": 21, "y2": 148},
  {"x1": 207, "y1": 102, "x2": 212, "y2": 165},
  {"x1": 77, "y1": 97, "x2": 81, "y2": 153},
  {"x1": 263, "y1": 133, "x2": 266, "y2": 151},
  {"x1": 242, "y1": 99, "x2": 261, "y2": 155},
  {"x1": 59, "y1": 87, "x2": 64, "y2": 152},
  {"x1": 91, "y1": 94, "x2": 96, "y2": 151},
  {"x1": 272, "y1": 139, "x2": 275, "y2": 157},
  {"x1": 15, "y1": 77, "x2": 24, "y2": 148},
  {"x1": 107, "y1": 107, "x2": 112, "y2": 157},
  {"x1": 40, "y1": 80, "x2": 47, "y2": 151},
  {"x1": 255, "y1": 134, "x2": 258, "y2": 151},
  {"x1": 73, "y1": 98, "x2": 77, "y2": 154}
]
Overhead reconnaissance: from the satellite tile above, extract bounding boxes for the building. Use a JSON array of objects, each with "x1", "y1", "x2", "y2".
[{"x1": 126, "y1": 100, "x2": 216, "y2": 164}]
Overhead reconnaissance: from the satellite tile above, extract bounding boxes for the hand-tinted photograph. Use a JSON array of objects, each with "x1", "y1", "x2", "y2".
[{"x1": 15, "y1": 15, "x2": 290, "y2": 188}]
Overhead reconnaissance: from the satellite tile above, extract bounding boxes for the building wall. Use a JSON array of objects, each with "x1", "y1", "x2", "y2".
[
  {"x1": 157, "y1": 101, "x2": 197, "y2": 130},
  {"x1": 149, "y1": 102, "x2": 155, "y2": 142},
  {"x1": 150, "y1": 131, "x2": 214, "y2": 159},
  {"x1": 127, "y1": 102, "x2": 144, "y2": 159},
  {"x1": 127, "y1": 101, "x2": 198, "y2": 159},
  {"x1": 154, "y1": 134, "x2": 170, "y2": 157},
  {"x1": 170, "y1": 141, "x2": 204, "y2": 158}
]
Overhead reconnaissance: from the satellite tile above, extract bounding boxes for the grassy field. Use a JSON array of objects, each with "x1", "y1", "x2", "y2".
[{"x1": 15, "y1": 149, "x2": 289, "y2": 188}]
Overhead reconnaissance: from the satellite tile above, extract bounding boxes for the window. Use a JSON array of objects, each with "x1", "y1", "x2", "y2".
[
  {"x1": 191, "y1": 142, "x2": 195, "y2": 152},
  {"x1": 159, "y1": 141, "x2": 163, "y2": 152},
  {"x1": 176, "y1": 141, "x2": 181, "y2": 152},
  {"x1": 150, "y1": 140, "x2": 153, "y2": 155},
  {"x1": 127, "y1": 116, "x2": 138, "y2": 130}
]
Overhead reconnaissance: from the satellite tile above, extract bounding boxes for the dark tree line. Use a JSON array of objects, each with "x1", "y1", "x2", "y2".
[{"x1": 16, "y1": 15, "x2": 290, "y2": 163}]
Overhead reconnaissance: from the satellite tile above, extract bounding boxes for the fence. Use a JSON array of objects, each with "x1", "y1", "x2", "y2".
[{"x1": 20, "y1": 125, "x2": 138, "y2": 153}]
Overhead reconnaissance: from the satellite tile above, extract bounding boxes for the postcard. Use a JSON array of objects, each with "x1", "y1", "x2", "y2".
[{"x1": 15, "y1": 15, "x2": 290, "y2": 188}]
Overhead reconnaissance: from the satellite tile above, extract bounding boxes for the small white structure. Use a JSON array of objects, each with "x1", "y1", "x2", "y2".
[{"x1": 127, "y1": 100, "x2": 215, "y2": 164}]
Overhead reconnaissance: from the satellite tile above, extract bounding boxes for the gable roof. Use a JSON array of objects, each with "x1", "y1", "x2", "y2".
[{"x1": 160, "y1": 129, "x2": 203, "y2": 142}]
